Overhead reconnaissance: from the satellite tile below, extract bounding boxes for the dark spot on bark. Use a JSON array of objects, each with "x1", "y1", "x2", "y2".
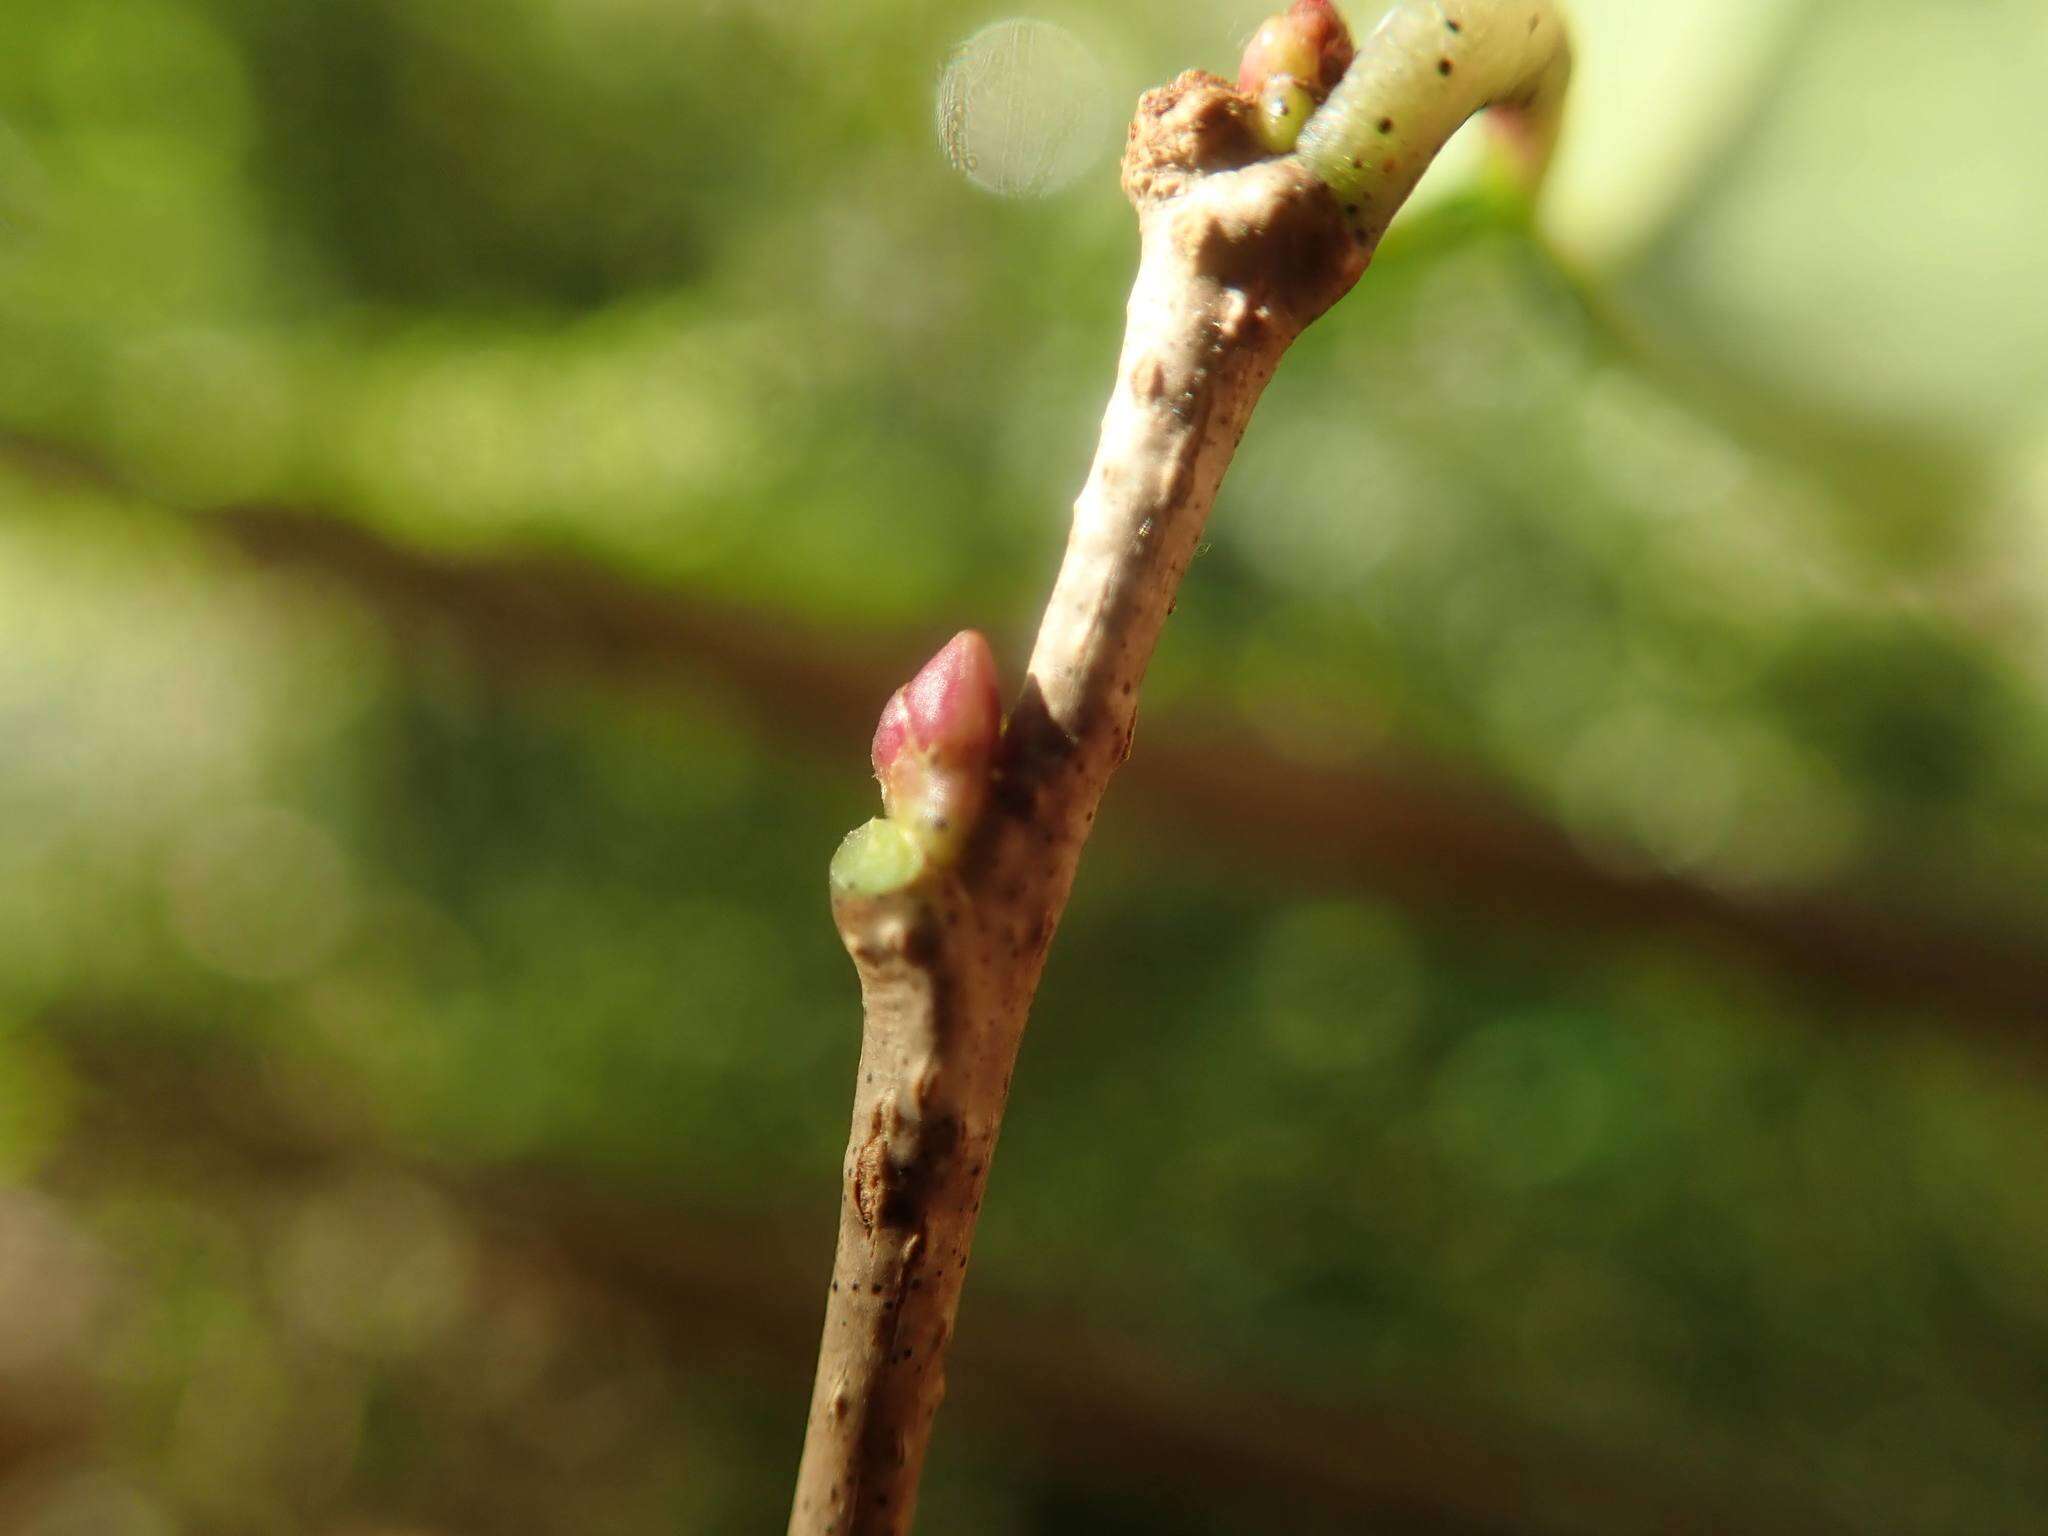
[
  {"x1": 900, "y1": 915, "x2": 942, "y2": 967},
  {"x1": 870, "y1": 1114, "x2": 963, "y2": 1229},
  {"x1": 1180, "y1": 161, "x2": 1358, "y2": 326},
  {"x1": 1438, "y1": 57, "x2": 1453, "y2": 76},
  {"x1": 1382, "y1": 157, "x2": 1398, "y2": 174},
  {"x1": 1377, "y1": 116, "x2": 1394, "y2": 133},
  {"x1": 1446, "y1": 17, "x2": 1462, "y2": 32},
  {"x1": 855, "y1": 1131, "x2": 891, "y2": 1229}
]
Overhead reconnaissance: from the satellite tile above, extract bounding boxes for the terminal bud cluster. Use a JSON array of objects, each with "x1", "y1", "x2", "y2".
[{"x1": 1238, "y1": 0, "x2": 1356, "y2": 152}]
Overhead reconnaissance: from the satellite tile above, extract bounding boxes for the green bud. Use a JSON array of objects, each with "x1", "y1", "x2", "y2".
[
  {"x1": 829, "y1": 818, "x2": 929, "y2": 898},
  {"x1": 1253, "y1": 75, "x2": 1316, "y2": 153}
]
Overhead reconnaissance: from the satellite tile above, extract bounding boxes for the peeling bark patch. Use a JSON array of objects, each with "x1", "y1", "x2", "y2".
[
  {"x1": 855, "y1": 1131, "x2": 889, "y2": 1232},
  {"x1": 1121, "y1": 71, "x2": 1262, "y2": 204}
]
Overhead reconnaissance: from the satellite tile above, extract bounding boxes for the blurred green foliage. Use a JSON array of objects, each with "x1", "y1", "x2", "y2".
[{"x1": 3, "y1": 0, "x2": 2048, "y2": 1532}]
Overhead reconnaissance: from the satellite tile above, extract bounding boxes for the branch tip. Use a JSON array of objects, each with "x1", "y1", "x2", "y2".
[
  {"x1": 1294, "y1": 0, "x2": 1571, "y2": 246},
  {"x1": 1239, "y1": 0, "x2": 1357, "y2": 154}
]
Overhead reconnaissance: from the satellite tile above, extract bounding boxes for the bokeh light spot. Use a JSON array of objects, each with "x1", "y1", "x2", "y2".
[
  {"x1": 271, "y1": 1174, "x2": 471, "y2": 1360},
  {"x1": 0, "y1": 1190, "x2": 100, "y2": 1377},
  {"x1": 936, "y1": 19, "x2": 1113, "y2": 198},
  {"x1": 12, "y1": 1473, "x2": 172, "y2": 1536},
  {"x1": 1429, "y1": 1014, "x2": 1618, "y2": 1189},
  {"x1": 164, "y1": 805, "x2": 356, "y2": 983}
]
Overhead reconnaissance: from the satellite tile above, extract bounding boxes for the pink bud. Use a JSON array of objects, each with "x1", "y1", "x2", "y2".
[
  {"x1": 871, "y1": 630, "x2": 1002, "y2": 860},
  {"x1": 1238, "y1": 0, "x2": 1354, "y2": 99}
]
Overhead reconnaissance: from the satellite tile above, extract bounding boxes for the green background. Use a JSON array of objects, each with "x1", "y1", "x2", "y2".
[{"x1": 2, "y1": 0, "x2": 2047, "y2": 1530}]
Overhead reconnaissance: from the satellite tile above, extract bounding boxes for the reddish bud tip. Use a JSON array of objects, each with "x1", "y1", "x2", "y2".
[
  {"x1": 872, "y1": 630, "x2": 1001, "y2": 777},
  {"x1": 1238, "y1": 0, "x2": 1354, "y2": 100},
  {"x1": 908, "y1": 629, "x2": 1001, "y2": 752},
  {"x1": 870, "y1": 630, "x2": 1003, "y2": 860}
]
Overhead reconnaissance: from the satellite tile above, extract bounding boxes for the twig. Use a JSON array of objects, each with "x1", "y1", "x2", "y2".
[{"x1": 791, "y1": 6, "x2": 1574, "y2": 1532}]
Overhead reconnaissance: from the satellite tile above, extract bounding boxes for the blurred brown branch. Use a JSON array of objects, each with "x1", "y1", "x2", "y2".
[
  {"x1": 6, "y1": 429, "x2": 2046, "y2": 1037},
  {"x1": 214, "y1": 504, "x2": 2046, "y2": 1036}
]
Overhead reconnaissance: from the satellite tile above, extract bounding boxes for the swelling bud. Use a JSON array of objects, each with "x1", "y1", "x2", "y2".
[
  {"x1": 870, "y1": 630, "x2": 1002, "y2": 864},
  {"x1": 1238, "y1": 0, "x2": 1354, "y2": 101}
]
